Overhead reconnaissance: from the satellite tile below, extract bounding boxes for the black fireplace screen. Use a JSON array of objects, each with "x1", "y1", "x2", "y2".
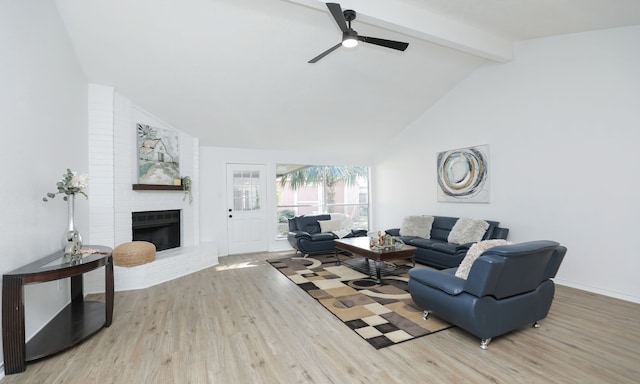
[{"x1": 132, "y1": 210, "x2": 181, "y2": 251}]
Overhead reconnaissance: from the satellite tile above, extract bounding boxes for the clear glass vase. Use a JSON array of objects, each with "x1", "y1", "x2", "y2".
[{"x1": 62, "y1": 194, "x2": 83, "y2": 260}]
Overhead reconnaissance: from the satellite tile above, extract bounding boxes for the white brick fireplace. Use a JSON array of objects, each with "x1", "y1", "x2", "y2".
[{"x1": 84, "y1": 84, "x2": 216, "y2": 292}]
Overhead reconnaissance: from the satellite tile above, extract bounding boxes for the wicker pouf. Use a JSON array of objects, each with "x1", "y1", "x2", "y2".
[{"x1": 113, "y1": 241, "x2": 156, "y2": 267}]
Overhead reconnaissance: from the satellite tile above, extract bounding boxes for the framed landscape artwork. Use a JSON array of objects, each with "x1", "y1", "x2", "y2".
[
  {"x1": 136, "y1": 123, "x2": 180, "y2": 185},
  {"x1": 437, "y1": 144, "x2": 490, "y2": 203}
]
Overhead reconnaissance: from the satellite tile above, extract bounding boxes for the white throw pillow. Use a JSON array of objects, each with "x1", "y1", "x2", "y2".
[
  {"x1": 399, "y1": 215, "x2": 434, "y2": 239},
  {"x1": 455, "y1": 239, "x2": 512, "y2": 280},
  {"x1": 329, "y1": 213, "x2": 352, "y2": 230},
  {"x1": 318, "y1": 219, "x2": 343, "y2": 233},
  {"x1": 447, "y1": 218, "x2": 490, "y2": 245}
]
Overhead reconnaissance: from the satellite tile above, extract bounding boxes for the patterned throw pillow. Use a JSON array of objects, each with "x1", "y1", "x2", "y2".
[{"x1": 455, "y1": 239, "x2": 512, "y2": 280}]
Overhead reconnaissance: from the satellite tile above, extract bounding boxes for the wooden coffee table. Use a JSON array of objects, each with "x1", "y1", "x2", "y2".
[{"x1": 334, "y1": 237, "x2": 416, "y2": 283}]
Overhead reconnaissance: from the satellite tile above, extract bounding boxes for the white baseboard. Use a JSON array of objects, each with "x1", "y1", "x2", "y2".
[{"x1": 555, "y1": 278, "x2": 640, "y2": 304}]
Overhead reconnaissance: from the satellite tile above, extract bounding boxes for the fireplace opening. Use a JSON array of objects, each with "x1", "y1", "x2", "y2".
[{"x1": 132, "y1": 210, "x2": 181, "y2": 251}]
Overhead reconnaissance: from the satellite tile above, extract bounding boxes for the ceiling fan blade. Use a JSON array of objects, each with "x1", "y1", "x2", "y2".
[
  {"x1": 359, "y1": 36, "x2": 409, "y2": 51},
  {"x1": 308, "y1": 42, "x2": 342, "y2": 63},
  {"x1": 326, "y1": 3, "x2": 348, "y2": 32}
]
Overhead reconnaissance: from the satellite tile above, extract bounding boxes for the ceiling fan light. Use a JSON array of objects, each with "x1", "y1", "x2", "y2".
[
  {"x1": 342, "y1": 30, "x2": 358, "y2": 48},
  {"x1": 342, "y1": 37, "x2": 358, "y2": 48}
]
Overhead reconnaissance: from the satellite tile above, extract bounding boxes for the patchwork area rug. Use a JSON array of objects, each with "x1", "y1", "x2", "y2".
[{"x1": 267, "y1": 253, "x2": 453, "y2": 349}]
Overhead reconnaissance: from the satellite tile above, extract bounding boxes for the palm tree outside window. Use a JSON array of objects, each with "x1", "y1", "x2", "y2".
[{"x1": 276, "y1": 164, "x2": 369, "y2": 238}]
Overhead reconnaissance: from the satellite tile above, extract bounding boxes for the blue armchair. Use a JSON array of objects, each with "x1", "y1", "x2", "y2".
[
  {"x1": 408, "y1": 240, "x2": 566, "y2": 349},
  {"x1": 287, "y1": 214, "x2": 367, "y2": 256}
]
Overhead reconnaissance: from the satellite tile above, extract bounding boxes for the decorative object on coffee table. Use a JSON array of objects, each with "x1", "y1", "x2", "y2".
[{"x1": 42, "y1": 168, "x2": 89, "y2": 261}]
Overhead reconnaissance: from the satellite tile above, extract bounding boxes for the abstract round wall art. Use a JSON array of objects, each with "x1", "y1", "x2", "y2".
[{"x1": 436, "y1": 144, "x2": 490, "y2": 203}]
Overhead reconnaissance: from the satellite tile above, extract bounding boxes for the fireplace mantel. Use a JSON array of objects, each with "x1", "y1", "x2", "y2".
[{"x1": 132, "y1": 184, "x2": 183, "y2": 191}]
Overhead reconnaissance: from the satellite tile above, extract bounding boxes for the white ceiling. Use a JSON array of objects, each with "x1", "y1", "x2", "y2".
[{"x1": 54, "y1": 0, "x2": 640, "y2": 156}]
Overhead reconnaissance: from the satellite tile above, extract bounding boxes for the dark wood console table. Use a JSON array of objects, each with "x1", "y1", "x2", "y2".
[{"x1": 2, "y1": 246, "x2": 114, "y2": 374}]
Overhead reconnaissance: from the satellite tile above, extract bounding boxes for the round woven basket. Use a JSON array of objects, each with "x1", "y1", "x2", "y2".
[{"x1": 113, "y1": 241, "x2": 156, "y2": 267}]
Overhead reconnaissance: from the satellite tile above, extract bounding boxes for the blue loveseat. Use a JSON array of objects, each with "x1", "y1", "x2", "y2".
[{"x1": 386, "y1": 216, "x2": 509, "y2": 269}]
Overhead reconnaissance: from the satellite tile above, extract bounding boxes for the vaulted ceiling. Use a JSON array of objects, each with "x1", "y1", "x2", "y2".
[{"x1": 55, "y1": 0, "x2": 640, "y2": 156}]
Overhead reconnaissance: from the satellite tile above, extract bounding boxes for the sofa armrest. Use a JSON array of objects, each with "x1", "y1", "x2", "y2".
[
  {"x1": 288, "y1": 217, "x2": 297, "y2": 232},
  {"x1": 408, "y1": 268, "x2": 465, "y2": 296},
  {"x1": 492, "y1": 227, "x2": 509, "y2": 240},
  {"x1": 463, "y1": 256, "x2": 505, "y2": 297},
  {"x1": 385, "y1": 228, "x2": 401, "y2": 236},
  {"x1": 290, "y1": 230, "x2": 312, "y2": 240},
  {"x1": 309, "y1": 232, "x2": 338, "y2": 241},
  {"x1": 543, "y1": 245, "x2": 567, "y2": 279}
]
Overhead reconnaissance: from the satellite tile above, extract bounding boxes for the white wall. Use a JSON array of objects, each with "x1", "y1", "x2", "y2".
[
  {"x1": 373, "y1": 26, "x2": 640, "y2": 303},
  {"x1": 200, "y1": 147, "x2": 371, "y2": 256},
  {"x1": 0, "y1": 0, "x2": 88, "y2": 360}
]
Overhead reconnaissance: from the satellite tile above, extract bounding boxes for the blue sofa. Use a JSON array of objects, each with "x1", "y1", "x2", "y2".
[
  {"x1": 408, "y1": 240, "x2": 566, "y2": 349},
  {"x1": 287, "y1": 214, "x2": 367, "y2": 256},
  {"x1": 386, "y1": 216, "x2": 509, "y2": 269}
]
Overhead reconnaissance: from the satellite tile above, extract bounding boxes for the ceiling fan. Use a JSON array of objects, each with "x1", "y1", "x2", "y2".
[{"x1": 308, "y1": 2, "x2": 409, "y2": 63}]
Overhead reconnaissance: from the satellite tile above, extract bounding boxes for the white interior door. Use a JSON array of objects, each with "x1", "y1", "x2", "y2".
[{"x1": 226, "y1": 163, "x2": 268, "y2": 254}]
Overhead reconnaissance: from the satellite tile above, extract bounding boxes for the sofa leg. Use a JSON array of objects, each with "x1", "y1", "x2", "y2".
[
  {"x1": 480, "y1": 338, "x2": 492, "y2": 350},
  {"x1": 422, "y1": 310, "x2": 430, "y2": 320},
  {"x1": 533, "y1": 321, "x2": 540, "y2": 328}
]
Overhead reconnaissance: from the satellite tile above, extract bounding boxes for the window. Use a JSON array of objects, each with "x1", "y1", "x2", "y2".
[{"x1": 276, "y1": 164, "x2": 369, "y2": 238}]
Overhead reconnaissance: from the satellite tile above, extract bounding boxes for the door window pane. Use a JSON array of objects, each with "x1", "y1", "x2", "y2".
[{"x1": 233, "y1": 171, "x2": 261, "y2": 211}]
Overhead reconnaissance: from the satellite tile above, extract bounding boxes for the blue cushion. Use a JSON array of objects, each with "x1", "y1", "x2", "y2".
[
  {"x1": 407, "y1": 238, "x2": 439, "y2": 248},
  {"x1": 430, "y1": 216, "x2": 459, "y2": 241},
  {"x1": 430, "y1": 242, "x2": 458, "y2": 255},
  {"x1": 409, "y1": 267, "x2": 464, "y2": 296}
]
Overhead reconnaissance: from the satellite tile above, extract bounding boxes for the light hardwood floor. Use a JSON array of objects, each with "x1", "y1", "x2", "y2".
[{"x1": 2, "y1": 251, "x2": 639, "y2": 383}]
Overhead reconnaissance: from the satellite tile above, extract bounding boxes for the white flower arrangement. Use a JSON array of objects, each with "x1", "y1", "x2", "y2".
[{"x1": 43, "y1": 168, "x2": 89, "y2": 202}]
